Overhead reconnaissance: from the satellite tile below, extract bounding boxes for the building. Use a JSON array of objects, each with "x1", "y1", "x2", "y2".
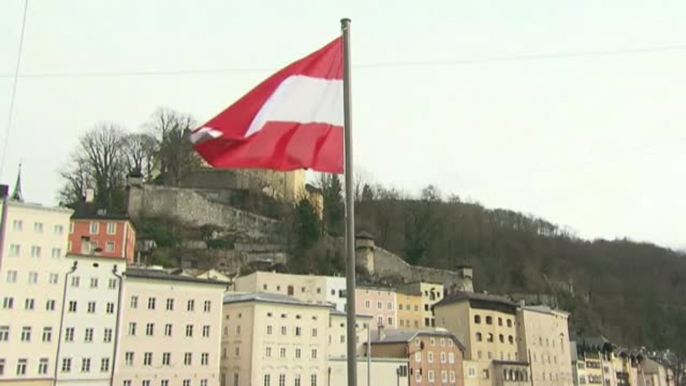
[
  {"x1": 355, "y1": 285, "x2": 398, "y2": 331},
  {"x1": 573, "y1": 337, "x2": 615, "y2": 386},
  {"x1": 434, "y1": 292, "x2": 527, "y2": 386},
  {"x1": 369, "y1": 329, "x2": 466, "y2": 386},
  {"x1": 398, "y1": 281, "x2": 445, "y2": 328},
  {"x1": 325, "y1": 276, "x2": 347, "y2": 312},
  {"x1": 55, "y1": 254, "x2": 124, "y2": 386},
  {"x1": 234, "y1": 271, "x2": 328, "y2": 305},
  {"x1": 328, "y1": 310, "x2": 372, "y2": 358},
  {"x1": 68, "y1": 205, "x2": 136, "y2": 264},
  {"x1": 396, "y1": 289, "x2": 423, "y2": 330},
  {"x1": 113, "y1": 267, "x2": 228, "y2": 386},
  {"x1": 516, "y1": 305, "x2": 573, "y2": 386},
  {"x1": 0, "y1": 195, "x2": 73, "y2": 386},
  {"x1": 328, "y1": 357, "x2": 410, "y2": 386},
  {"x1": 221, "y1": 292, "x2": 330, "y2": 386}
]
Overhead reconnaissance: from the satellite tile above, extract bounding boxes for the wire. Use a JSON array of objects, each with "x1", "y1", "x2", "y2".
[
  {"x1": 1, "y1": 0, "x2": 29, "y2": 180},
  {"x1": 0, "y1": 44, "x2": 685, "y2": 79}
]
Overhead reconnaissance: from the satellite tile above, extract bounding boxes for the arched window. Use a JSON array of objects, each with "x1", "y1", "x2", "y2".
[
  {"x1": 476, "y1": 332, "x2": 482, "y2": 342},
  {"x1": 499, "y1": 334, "x2": 504, "y2": 343},
  {"x1": 508, "y1": 335, "x2": 514, "y2": 344},
  {"x1": 504, "y1": 370, "x2": 509, "y2": 381},
  {"x1": 474, "y1": 315, "x2": 481, "y2": 324},
  {"x1": 486, "y1": 316, "x2": 493, "y2": 325}
]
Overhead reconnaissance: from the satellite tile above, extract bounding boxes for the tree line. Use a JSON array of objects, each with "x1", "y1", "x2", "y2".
[{"x1": 58, "y1": 108, "x2": 202, "y2": 211}]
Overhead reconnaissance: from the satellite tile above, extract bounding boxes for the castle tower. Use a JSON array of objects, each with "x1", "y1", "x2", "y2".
[{"x1": 355, "y1": 230, "x2": 376, "y2": 275}]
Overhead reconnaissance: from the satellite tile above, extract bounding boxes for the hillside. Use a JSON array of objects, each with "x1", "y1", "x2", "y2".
[{"x1": 348, "y1": 184, "x2": 686, "y2": 352}]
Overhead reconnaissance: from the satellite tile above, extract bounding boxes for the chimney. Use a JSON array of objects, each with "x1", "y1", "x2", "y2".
[{"x1": 85, "y1": 189, "x2": 95, "y2": 203}]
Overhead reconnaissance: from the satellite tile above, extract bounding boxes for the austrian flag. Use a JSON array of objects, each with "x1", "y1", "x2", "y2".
[{"x1": 190, "y1": 38, "x2": 344, "y2": 173}]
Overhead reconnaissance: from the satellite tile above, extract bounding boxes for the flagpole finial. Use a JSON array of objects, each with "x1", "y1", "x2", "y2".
[{"x1": 340, "y1": 18, "x2": 351, "y2": 29}]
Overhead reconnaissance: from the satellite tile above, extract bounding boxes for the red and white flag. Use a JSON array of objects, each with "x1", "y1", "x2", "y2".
[{"x1": 191, "y1": 38, "x2": 344, "y2": 173}]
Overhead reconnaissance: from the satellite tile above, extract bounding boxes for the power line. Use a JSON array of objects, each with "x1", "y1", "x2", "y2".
[
  {"x1": 0, "y1": 44, "x2": 685, "y2": 80},
  {"x1": 1, "y1": 0, "x2": 29, "y2": 180}
]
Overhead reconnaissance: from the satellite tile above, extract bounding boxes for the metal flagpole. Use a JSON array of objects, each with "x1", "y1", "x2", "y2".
[{"x1": 341, "y1": 17, "x2": 358, "y2": 386}]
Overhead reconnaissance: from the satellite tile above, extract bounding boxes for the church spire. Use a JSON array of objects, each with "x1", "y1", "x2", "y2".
[{"x1": 11, "y1": 164, "x2": 23, "y2": 202}]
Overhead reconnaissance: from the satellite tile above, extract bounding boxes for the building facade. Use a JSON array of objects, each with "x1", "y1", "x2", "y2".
[
  {"x1": 234, "y1": 271, "x2": 328, "y2": 305},
  {"x1": 355, "y1": 285, "x2": 398, "y2": 331},
  {"x1": 516, "y1": 305, "x2": 573, "y2": 386},
  {"x1": 325, "y1": 276, "x2": 347, "y2": 312},
  {"x1": 68, "y1": 210, "x2": 136, "y2": 264},
  {"x1": 0, "y1": 199, "x2": 73, "y2": 386},
  {"x1": 113, "y1": 268, "x2": 227, "y2": 386},
  {"x1": 328, "y1": 311, "x2": 372, "y2": 358},
  {"x1": 55, "y1": 254, "x2": 124, "y2": 386},
  {"x1": 435, "y1": 292, "x2": 525, "y2": 386},
  {"x1": 396, "y1": 290, "x2": 423, "y2": 330},
  {"x1": 399, "y1": 282, "x2": 445, "y2": 328},
  {"x1": 221, "y1": 293, "x2": 330, "y2": 386},
  {"x1": 369, "y1": 329, "x2": 466, "y2": 386}
]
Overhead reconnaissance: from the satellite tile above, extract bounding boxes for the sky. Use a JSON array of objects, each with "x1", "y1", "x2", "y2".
[{"x1": 0, "y1": 0, "x2": 684, "y2": 249}]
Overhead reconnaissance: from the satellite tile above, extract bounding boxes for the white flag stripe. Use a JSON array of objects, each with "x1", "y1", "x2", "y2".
[
  {"x1": 189, "y1": 127, "x2": 224, "y2": 144},
  {"x1": 245, "y1": 75, "x2": 344, "y2": 137}
]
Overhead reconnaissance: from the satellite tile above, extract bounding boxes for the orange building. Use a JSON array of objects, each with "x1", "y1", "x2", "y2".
[{"x1": 68, "y1": 207, "x2": 136, "y2": 264}]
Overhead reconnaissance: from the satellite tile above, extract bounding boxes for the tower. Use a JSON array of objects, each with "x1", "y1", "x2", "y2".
[{"x1": 10, "y1": 164, "x2": 23, "y2": 202}]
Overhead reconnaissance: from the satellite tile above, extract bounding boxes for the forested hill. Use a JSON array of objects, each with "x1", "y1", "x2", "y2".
[{"x1": 320, "y1": 182, "x2": 686, "y2": 352}]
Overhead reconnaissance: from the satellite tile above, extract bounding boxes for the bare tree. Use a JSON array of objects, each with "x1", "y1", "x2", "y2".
[
  {"x1": 122, "y1": 133, "x2": 158, "y2": 179},
  {"x1": 148, "y1": 108, "x2": 202, "y2": 185},
  {"x1": 58, "y1": 156, "x2": 93, "y2": 205}
]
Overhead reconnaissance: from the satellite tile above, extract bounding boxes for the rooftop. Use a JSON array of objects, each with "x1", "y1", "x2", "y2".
[
  {"x1": 70, "y1": 202, "x2": 131, "y2": 221},
  {"x1": 371, "y1": 329, "x2": 466, "y2": 352},
  {"x1": 435, "y1": 291, "x2": 517, "y2": 309},
  {"x1": 223, "y1": 292, "x2": 332, "y2": 308},
  {"x1": 124, "y1": 267, "x2": 229, "y2": 286}
]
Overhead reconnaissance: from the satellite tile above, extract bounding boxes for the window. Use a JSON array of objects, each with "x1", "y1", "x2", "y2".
[
  {"x1": 430, "y1": 337, "x2": 436, "y2": 346},
  {"x1": 6, "y1": 270, "x2": 17, "y2": 283},
  {"x1": 89, "y1": 277, "x2": 99, "y2": 288},
  {"x1": 71, "y1": 276, "x2": 80, "y2": 287},
  {"x1": 507, "y1": 319, "x2": 512, "y2": 327},
  {"x1": 81, "y1": 358, "x2": 91, "y2": 372},
  {"x1": 487, "y1": 333, "x2": 494, "y2": 342},
  {"x1": 450, "y1": 371, "x2": 456, "y2": 383},
  {"x1": 130, "y1": 296, "x2": 138, "y2": 308},
  {"x1": 124, "y1": 352, "x2": 134, "y2": 366},
  {"x1": 108, "y1": 278, "x2": 117, "y2": 289},
  {"x1": 387, "y1": 316, "x2": 393, "y2": 326},
  {"x1": 377, "y1": 301, "x2": 382, "y2": 309},
  {"x1": 416, "y1": 369, "x2": 422, "y2": 382},
  {"x1": 146, "y1": 323, "x2": 154, "y2": 336},
  {"x1": 236, "y1": 325, "x2": 241, "y2": 334},
  {"x1": 48, "y1": 273, "x2": 59, "y2": 284},
  {"x1": 311, "y1": 349, "x2": 317, "y2": 359},
  {"x1": 128, "y1": 323, "x2": 136, "y2": 336},
  {"x1": 42, "y1": 327, "x2": 52, "y2": 342},
  {"x1": 144, "y1": 352, "x2": 152, "y2": 366},
  {"x1": 184, "y1": 353, "x2": 192, "y2": 365},
  {"x1": 65, "y1": 327, "x2": 75, "y2": 342},
  {"x1": 483, "y1": 370, "x2": 490, "y2": 379},
  {"x1": 428, "y1": 352, "x2": 434, "y2": 363},
  {"x1": 25, "y1": 298, "x2": 35, "y2": 310},
  {"x1": 294, "y1": 374, "x2": 301, "y2": 386},
  {"x1": 441, "y1": 352, "x2": 447, "y2": 363},
  {"x1": 280, "y1": 347, "x2": 287, "y2": 358},
  {"x1": 474, "y1": 314, "x2": 481, "y2": 323},
  {"x1": 486, "y1": 316, "x2": 493, "y2": 324},
  {"x1": 84, "y1": 328, "x2": 94, "y2": 342},
  {"x1": 281, "y1": 326, "x2": 287, "y2": 335},
  {"x1": 142, "y1": 381, "x2": 151, "y2": 386},
  {"x1": 107, "y1": 222, "x2": 116, "y2": 234},
  {"x1": 164, "y1": 324, "x2": 172, "y2": 336},
  {"x1": 187, "y1": 299, "x2": 195, "y2": 311},
  {"x1": 88, "y1": 302, "x2": 96, "y2": 313},
  {"x1": 162, "y1": 380, "x2": 169, "y2": 386},
  {"x1": 312, "y1": 328, "x2": 318, "y2": 337},
  {"x1": 106, "y1": 302, "x2": 114, "y2": 314},
  {"x1": 102, "y1": 241, "x2": 114, "y2": 252},
  {"x1": 415, "y1": 351, "x2": 422, "y2": 362},
  {"x1": 387, "y1": 301, "x2": 393, "y2": 310},
  {"x1": 264, "y1": 374, "x2": 271, "y2": 386},
  {"x1": 51, "y1": 248, "x2": 61, "y2": 259},
  {"x1": 203, "y1": 325, "x2": 210, "y2": 337},
  {"x1": 21, "y1": 327, "x2": 31, "y2": 342},
  {"x1": 13, "y1": 220, "x2": 22, "y2": 231},
  {"x1": 204, "y1": 300, "x2": 211, "y2": 312},
  {"x1": 2, "y1": 297, "x2": 13, "y2": 309},
  {"x1": 201, "y1": 381, "x2": 208, "y2": 386},
  {"x1": 201, "y1": 353, "x2": 209, "y2": 365},
  {"x1": 55, "y1": 224, "x2": 64, "y2": 235},
  {"x1": 500, "y1": 334, "x2": 505, "y2": 343},
  {"x1": 90, "y1": 222, "x2": 99, "y2": 234},
  {"x1": 186, "y1": 324, "x2": 194, "y2": 337},
  {"x1": 39, "y1": 358, "x2": 49, "y2": 374},
  {"x1": 0, "y1": 326, "x2": 7, "y2": 342},
  {"x1": 46, "y1": 299, "x2": 55, "y2": 311},
  {"x1": 9, "y1": 244, "x2": 19, "y2": 256},
  {"x1": 365, "y1": 300, "x2": 370, "y2": 309},
  {"x1": 148, "y1": 297, "x2": 156, "y2": 310},
  {"x1": 104, "y1": 328, "x2": 113, "y2": 342},
  {"x1": 30, "y1": 246, "x2": 41, "y2": 258},
  {"x1": 34, "y1": 222, "x2": 44, "y2": 233},
  {"x1": 509, "y1": 335, "x2": 514, "y2": 344},
  {"x1": 183, "y1": 381, "x2": 191, "y2": 386},
  {"x1": 166, "y1": 298, "x2": 174, "y2": 310},
  {"x1": 498, "y1": 317, "x2": 503, "y2": 326},
  {"x1": 310, "y1": 374, "x2": 317, "y2": 386},
  {"x1": 267, "y1": 325, "x2": 273, "y2": 335},
  {"x1": 468, "y1": 366, "x2": 477, "y2": 378},
  {"x1": 266, "y1": 347, "x2": 272, "y2": 357},
  {"x1": 61, "y1": 358, "x2": 72, "y2": 373}
]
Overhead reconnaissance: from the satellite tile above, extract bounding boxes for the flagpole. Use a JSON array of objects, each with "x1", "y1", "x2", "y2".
[{"x1": 341, "y1": 17, "x2": 358, "y2": 386}]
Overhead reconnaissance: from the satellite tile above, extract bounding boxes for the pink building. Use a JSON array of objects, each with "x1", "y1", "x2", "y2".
[{"x1": 355, "y1": 285, "x2": 398, "y2": 330}]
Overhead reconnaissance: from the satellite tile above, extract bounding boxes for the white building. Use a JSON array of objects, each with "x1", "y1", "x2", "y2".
[
  {"x1": 325, "y1": 276, "x2": 347, "y2": 312},
  {"x1": 113, "y1": 267, "x2": 229, "y2": 386},
  {"x1": 0, "y1": 197, "x2": 73, "y2": 386},
  {"x1": 221, "y1": 292, "x2": 331, "y2": 386},
  {"x1": 55, "y1": 254, "x2": 124, "y2": 386}
]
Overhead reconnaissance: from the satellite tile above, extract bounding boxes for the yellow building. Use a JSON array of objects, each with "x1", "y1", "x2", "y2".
[
  {"x1": 234, "y1": 271, "x2": 327, "y2": 305},
  {"x1": 434, "y1": 292, "x2": 525, "y2": 386},
  {"x1": 395, "y1": 289, "x2": 423, "y2": 329},
  {"x1": 399, "y1": 281, "x2": 445, "y2": 328},
  {"x1": 516, "y1": 305, "x2": 573, "y2": 386}
]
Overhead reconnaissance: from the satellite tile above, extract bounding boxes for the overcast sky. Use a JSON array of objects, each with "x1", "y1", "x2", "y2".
[{"x1": 0, "y1": 1, "x2": 684, "y2": 248}]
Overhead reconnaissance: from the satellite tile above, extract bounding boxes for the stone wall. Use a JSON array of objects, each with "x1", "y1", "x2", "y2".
[
  {"x1": 127, "y1": 184, "x2": 280, "y2": 241},
  {"x1": 363, "y1": 245, "x2": 474, "y2": 293},
  {"x1": 178, "y1": 168, "x2": 306, "y2": 201}
]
